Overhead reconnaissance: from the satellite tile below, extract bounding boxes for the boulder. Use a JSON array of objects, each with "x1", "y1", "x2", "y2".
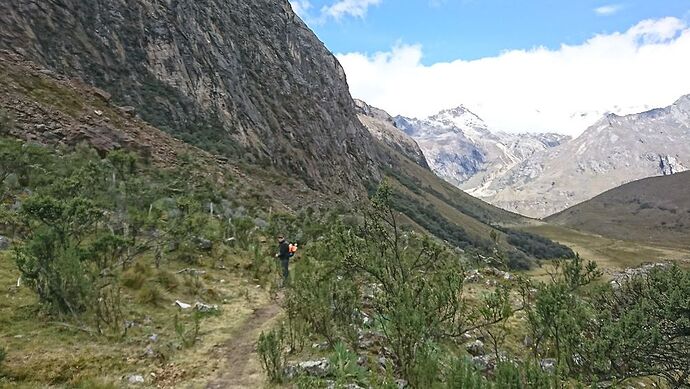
[
  {"x1": 284, "y1": 359, "x2": 330, "y2": 379},
  {"x1": 464, "y1": 269, "x2": 483, "y2": 283},
  {"x1": 118, "y1": 106, "x2": 137, "y2": 118},
  {"x1": 92, "y1": 87, "x2": 112, "y2": 102},
  {"x1": 540, "y1": 358, "x2": 557, "y2": 374},
  {"x1": 194, "y1": 302, "x2": 219, "y2": 313},
  {"x1": 465, "y1": 340, "x2": 485, "y2": 356},
  {"x1": 0, "y1": 235, "x2": 10, "y2": 250},
  {"x1": 127, "y1": 374, "x2": 145, "y2": 385},
  {"x1": 195, "y1": 237, "x2": 213, "y2": 251},
  {"x1": 472, "y1": 355, "x2": 494, "y2": 372}
]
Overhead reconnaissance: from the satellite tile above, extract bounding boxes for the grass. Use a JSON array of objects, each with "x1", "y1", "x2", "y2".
[
  {"x1": 0, "y1": 248, "x2": 277, "y2": 388},
  {"x1": 519, "y1": 223, "x2": 690, "y2": 278}
]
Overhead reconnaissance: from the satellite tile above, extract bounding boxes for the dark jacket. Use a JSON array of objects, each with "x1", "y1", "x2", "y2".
[{"x1": 278, "y1": 240, "x2": 290, "y2": 260}]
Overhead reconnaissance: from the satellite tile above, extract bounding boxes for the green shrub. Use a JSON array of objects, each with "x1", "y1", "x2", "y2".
[
  {"x1": 329, "y1": 343, "x2": 366, "y2": 385},
  {"x1": 137, "y1": 284, "x2": 166, "y2": 306},
  {"x1": 121, "y1": 270, "x2": 147, "y2": 290},
  {"x1": 503, "y1": 229, "x2": 575, "y2": 260},
  {"x1": 257, "y1": 326, "x2": 286, "y2": 383},
  {"x1": 446, "y1": 357, "x2": 492, "y2": 388},
  {"x1": 174, "y1": 312, "x2": 202, "y2": 348},
  {"x1": 0, "y1": 345, "x2": 6, "y2": 369},
  {"x1": 156, "y1": 270, "x2": 179, "y2": 291}
]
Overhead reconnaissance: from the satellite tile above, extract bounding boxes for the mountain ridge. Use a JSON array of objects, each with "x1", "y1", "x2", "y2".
[{"x1": 394, "y1": 107, "x2": 570, "y2": 194}]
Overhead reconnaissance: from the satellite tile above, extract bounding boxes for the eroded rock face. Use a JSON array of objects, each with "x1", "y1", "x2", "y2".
[
  {"x1": 354, "y1": 99, "x2": 430, "y2": 169},
  {"x1": 0, "y1": 0, "x2": 381, "y2": 196}
]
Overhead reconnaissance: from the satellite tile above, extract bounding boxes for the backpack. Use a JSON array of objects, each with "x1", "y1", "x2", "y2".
[{"x1": 288, "y1": 243, "x2": 298, "y2": 257}]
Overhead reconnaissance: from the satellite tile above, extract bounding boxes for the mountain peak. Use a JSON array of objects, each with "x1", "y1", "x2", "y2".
[{"x1": 673, "y1": 94, "x2": 690, "y2": 111}]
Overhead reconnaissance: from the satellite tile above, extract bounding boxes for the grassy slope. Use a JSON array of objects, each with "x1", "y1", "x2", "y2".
[
  {"x1": 0, "y1": 250, "x2": 281, "y2": 388},
  {"x1": 546, "y1": 172, "x2": 690, "y2": 250},
  {"x1": 520, "y1": 223, "x2": 690, "y2": 278},
  {"x1": 385, "y1": 145, "x2": 528, "y2": 252}
]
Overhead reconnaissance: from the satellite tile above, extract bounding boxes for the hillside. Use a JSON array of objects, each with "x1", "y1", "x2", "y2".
[
  {"x1": 546, "y1": 171, "x2": 690, "y2": 249},
  {"x1": 0, "y1": 0, "x2": 575, "y2": 267},
  {"x1": 0, "y1": 0, "x2": 382, "y2": 196}
]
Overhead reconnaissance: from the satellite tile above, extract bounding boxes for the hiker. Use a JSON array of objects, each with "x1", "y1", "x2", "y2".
[{"x1": 276, "y1": 235, "x2": 291, "y2": 286}]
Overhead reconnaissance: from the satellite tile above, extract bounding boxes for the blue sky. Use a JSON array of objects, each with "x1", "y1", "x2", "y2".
[
  {"x1": 291, "y1": 1, "x2": 690, "y2": 135},
  {"x1": 297, "y1": 0, "x2": 689, "y2": 63}
]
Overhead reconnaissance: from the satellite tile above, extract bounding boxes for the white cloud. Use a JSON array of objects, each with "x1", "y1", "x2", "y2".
[
  {"x1": 290, "y1": 0, "x2": 312, "y2": 18},
  {"x1": 336, "y1": 17, "x2": 690, "y2": 135},
  {"x1": 594, "y1": 4, "x2": 623, "y2": 16},
  {"x1": 321, "y1": 0, "x2": 382, "y2": 20}
]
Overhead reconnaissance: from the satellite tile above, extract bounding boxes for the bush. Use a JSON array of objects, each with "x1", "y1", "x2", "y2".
[
  {"x1": 329, "y1": 343, "x2": 367, "y2": 385},
  {"x1": 504, "y1": 229, "x2": 575, "y2": 260},
  {"x1": 137, "y1": 284, "x2": 166, "y2": 306},
  {"x1": 121, "y1": 270, "x2": 147, "y2": 290},
  {"x1": 257, "y1": 326, "x2": 286, "y2": 383},
  {"x1": 156, "y1": 270, "x2": 179, "y2": 292},
  {"x1": 0, "y1": 345, "x2": 6, "y2": 369},
  {"x1": 174, "y1": 312, "x2": 202, "y2": 348}
]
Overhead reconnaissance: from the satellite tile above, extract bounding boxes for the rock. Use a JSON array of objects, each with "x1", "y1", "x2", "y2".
[
  {"x1": 127, "y1": 374, "x2": 145, "y2": 384},
  {"x1": 118, "y1": 106, "x2": 137, "y2": 118},
  {"x1": 174, "y1": 300, "x2": 192, "y2": 309},
  {"x1": 464, "y1": 269, "x2": 483, "y2": 283},
  {"x1": 284, "y1": 359, "x2": 330, "y2": 379},
  {"x1": 396, "y1": 379, "x2": 408, "y2": 389},
  {"x1": 471, "y1": 355, "x2": 493, "y2": 372},
  {"x1": 194, "y1": 237, "x2": 213, "y2": 251},
  {"x1": 253, "y1": 218, "x2": 269, "y2": 229},
  {"x1": 610, "y1": 263, "x2": 670, "y2": 288},
  {"x1": 358, "y1": 330, "x2": 385, "y2": 350},
  {"x1": 194, "y1": 302, "x2": 218, "y2": 313},
  {"x1": 465, "y1": 340, "x2": 485, "y2": 356},
  {"x1": 92, "y1": 87, "x2": 112, "y2": 102},
  {"x1": 523, "y1": 335, "x2": 533, "y2": 347},
  {"x1": 0, "y1": 235, "x2": 11, "y2": 250},
  {"x1": 378, "y1": 356, "x2": 388, "y2": 369},
  {"x1": 540, "y1": 358, "x2": 557, "y2": 374}
]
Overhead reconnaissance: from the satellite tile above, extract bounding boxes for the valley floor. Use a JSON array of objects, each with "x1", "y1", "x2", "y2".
[{"x1": 519, "y1": 223, "x2": 690, "y2": 278}]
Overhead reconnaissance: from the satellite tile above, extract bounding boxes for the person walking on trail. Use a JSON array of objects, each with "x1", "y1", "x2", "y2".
[{"x1": 276, "y1": 235, "x2": 291, "y2": 286}]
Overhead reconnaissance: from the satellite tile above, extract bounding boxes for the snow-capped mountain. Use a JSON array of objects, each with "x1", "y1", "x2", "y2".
[
  {"x1": 395, "y1": 106, "x2": 570, "y2": 194},
  {"x1": 480, "y1": 95, "x2": 690, "y2": 218}
]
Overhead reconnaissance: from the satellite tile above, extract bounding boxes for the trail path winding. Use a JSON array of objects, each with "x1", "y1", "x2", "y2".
[{"x1": 207, "y1": 302, "x2": 282, "y2": 388}]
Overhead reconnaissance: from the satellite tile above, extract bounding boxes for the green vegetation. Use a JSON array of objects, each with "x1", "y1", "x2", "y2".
[
  {"x1": 0, "y1": 136, "x2": 285, "y2": 386},
  {"x1": 2, "y1": 135, "x2": 687, "y2": 388},
  {"x1": 259, "y1": 184, "x2": 690, "y2": 388}
]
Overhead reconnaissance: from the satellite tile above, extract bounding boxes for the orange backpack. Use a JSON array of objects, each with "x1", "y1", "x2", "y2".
[{"x1": 288, "y1": 243, "x2": 298, "y2": 257}]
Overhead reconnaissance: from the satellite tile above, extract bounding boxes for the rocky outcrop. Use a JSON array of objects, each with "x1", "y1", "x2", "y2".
[
  {"x1": 354, "y1": 99, "x2": 429, "y2": 169},
  {"x1": 0, "y1": 0, "x2": 382, "y2": 196}
]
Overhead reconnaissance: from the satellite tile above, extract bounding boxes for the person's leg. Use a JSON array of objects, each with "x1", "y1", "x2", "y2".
[{"x1": 281, "y1": 258, "x2": 289, "y2": 286}]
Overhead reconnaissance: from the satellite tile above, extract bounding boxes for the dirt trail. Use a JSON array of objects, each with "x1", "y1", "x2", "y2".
[{"x1": 207, "y1": 302, "x2": 282, "y2": 389}]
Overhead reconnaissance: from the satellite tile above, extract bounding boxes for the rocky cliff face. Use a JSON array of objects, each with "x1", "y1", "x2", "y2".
[
  {"x1": 483, "y1": 95, "x2": 690, "y2": 218},
  {"x1": 354, "y1": 99, "x2": 429, "y2": 169},
  {"x1": 0, "y1": 0, "x2": 380, "y2": 196}
]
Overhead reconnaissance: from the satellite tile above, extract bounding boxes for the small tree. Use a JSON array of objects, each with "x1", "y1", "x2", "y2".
[{"x1": 580, "y1": 265, "x2": 690, "y2": 387}]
